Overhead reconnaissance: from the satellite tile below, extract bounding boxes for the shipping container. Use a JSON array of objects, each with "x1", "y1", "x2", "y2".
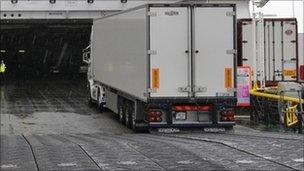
[
  {"x1": 237, "y1": 18, "x2": 298, "y2": 84},
  {"x1": 85, "y1": 3, "x2": 237, "y2": 132}
]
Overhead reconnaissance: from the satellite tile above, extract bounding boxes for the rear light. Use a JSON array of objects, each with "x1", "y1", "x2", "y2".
[
  {"x1": 172, "y1": 105, "x2": 211, "y2": 111},
  {"x1": 220, "y1": 109, "x2": 235, "y2": 122},
  {"x1": 148, "y1": 110, "x2": 163, "y2": 122},
  {"x1": 149, "y1": 111, "x2": 162, "y2": 117}
]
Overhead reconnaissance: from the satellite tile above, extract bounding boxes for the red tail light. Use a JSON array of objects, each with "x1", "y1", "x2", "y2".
[
  {"x1": 148, "y1": 110, "x2": 163, "y2": 122},
  {"x1": 148, "y1": 110, "x2": 162, "y2": 117},
  {"x1": 220, "y1": 109, "x2": 235, "y2": 121}
]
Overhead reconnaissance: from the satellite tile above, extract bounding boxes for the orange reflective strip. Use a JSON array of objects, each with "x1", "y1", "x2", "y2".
[
  {"x1": 225, "y1": 68, "x2": 233, "y2": 89},
  {"x1": 283, "y1": 69, "x2": 296, "y2": 77},
  {"x1": 152, "y1": 68, "x2": 160, "y2": 89}
]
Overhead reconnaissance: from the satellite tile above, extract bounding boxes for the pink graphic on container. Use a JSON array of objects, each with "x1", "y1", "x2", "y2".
[{"x1": 237, "y1": 66, "x2": 251, "y2": 107}]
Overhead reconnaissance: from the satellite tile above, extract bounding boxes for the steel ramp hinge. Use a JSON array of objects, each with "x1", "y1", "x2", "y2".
[
  {"x1": 226, "y1": 11, "x2": 236, "y2": 16},
  {"x1": 194, "y1": 86, "x2": 207, "y2": 92},
  {"x1": 178, "y1": 86, "x2": 191, "y2": 92},
  {"x1": 147, "y1": 50, "x2": 157, "y2": 55},
  {"x1": 147, "y1": 12, "x2": 157, "y2": 17},
  {"x1": 226, "y1": 49, "x2": 237, "y2": 54}
]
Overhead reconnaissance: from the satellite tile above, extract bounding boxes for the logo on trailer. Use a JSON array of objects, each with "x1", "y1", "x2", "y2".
[
  {"x1": 165, "y1": 11, "x2": 179, "y2": 16},
  {"x1": 285, "y1": 29, "x2": 293, "y2": 35}
]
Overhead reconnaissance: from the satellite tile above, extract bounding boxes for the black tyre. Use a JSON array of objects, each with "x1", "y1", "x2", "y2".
[
  {"x1": 225, "y1": 126, "x2": 234, "y2": 133},
  {"x1": 125, "y1": 104, "x2": 132, "y2": 128},
  {"x1": 128, "y1": 103, "x2": 149, "y2": 133},
  {"x1": 87, "y1": 81, "x2": 94, "y2": 106},
  {"x1": 131, "y1": 111, "x2": 136, "y2": 130},
  {"x1": 125, "y1": 112, "x2": 132, "y2": 128},
  {"x1": 118, "y1": 106, "x2": 125, "y2": 125},
  {"x1": 97, "y1": 89, "x2": 105, "y2": 112},
  {"x1": 98, "y1": 102, "x2": 104, "y2": 112}
]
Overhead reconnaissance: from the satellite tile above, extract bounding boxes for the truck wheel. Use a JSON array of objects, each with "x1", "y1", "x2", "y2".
[
  {"x1": 132, "y1": 120, "x2": 149, "y2": 133},
  {"x1": 125, "y1": 112, "x2": 132, "y2": 128},
  {"x1": 225, "y1": 126, "x2": 234, "y2": 133},
  {"x1": 98, "y1": 102, "x2": 104, "y2": 112},
  {"x1": 131, "y1": 114, "x2": 148, "y2": 133},
  {"x1": 131, "y1": 112, "x2": 136, "y2": 130},
  {"x1": 118, "y1": 106, "x2": 125, "y2": 125},
  {"x1": 87, "y1": 83, "x2": 94, "y2": 106},
  {"x1": 97, "y1": 90, "x2": 104, "y2": 112},
  {"x1": 125, "y1": 104, "x2": 132, "y2": 128}
]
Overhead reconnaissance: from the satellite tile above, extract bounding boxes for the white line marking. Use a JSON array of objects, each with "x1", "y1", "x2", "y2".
[
  {"x1": 177, "y1": 160, "x2": 193, "y2": 164},
  {"x1": 235, "y1": 159, "x2": 255, "y2": 164},
  {"x1": 292, "y1": 158, "x2": 304, "y2": 162},
  {"x1": 119, "y1": 161, "x2": 137, "y2": 165},
  {"x1": 1, "y1": 164, "x2": 18, "y2": 169},
  {"x1": 57, "y1": 163, "x2": 77, "y2": 167}
]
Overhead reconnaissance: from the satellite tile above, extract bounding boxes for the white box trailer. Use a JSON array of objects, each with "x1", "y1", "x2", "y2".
[
  {"x1": 86, "y1": 3, "x2": 237, "y2": 132},
  {"x1": 237, "y1": 18, "x2": 299, "y2": 85}
]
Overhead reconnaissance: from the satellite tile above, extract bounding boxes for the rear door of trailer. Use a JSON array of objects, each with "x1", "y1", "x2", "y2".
[
  {"x1": 149, "y1": 5, "x2": 190, "y2": 97},
  {"x1": 240, "y1": 19, "x2": 298, "y2": 82},
  {"x1": 265, "y1": 19, "x2": 298, "y2": 81},
  {"x1": 193, "y1": 5, "x2": 235, "y2": 97},
  {"x1": 148, "y1": 4, "x2": 236, "y2": 98},
  {"x1": 282, "y1": 20, "x2": 297, "y2": 81}
]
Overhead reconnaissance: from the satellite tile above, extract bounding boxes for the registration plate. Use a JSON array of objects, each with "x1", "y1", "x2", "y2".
[
  {"x1": 175, "y1": 112, "x2": 186, "y2": 120},
  {"x1": 203, "y1": 127, "x2": 225, "y2": 132}
]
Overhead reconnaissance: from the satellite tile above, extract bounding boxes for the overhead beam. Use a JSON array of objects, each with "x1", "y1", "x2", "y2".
[
  {"x1": 0, "y1": 0, "x2": 250, "y2": 19},
  {"x1": 0, "y1": 0, "x2": 175, "y2": 12},
  {"x1": 0, "y1": 0, "x2": 175, "y2": 19}
]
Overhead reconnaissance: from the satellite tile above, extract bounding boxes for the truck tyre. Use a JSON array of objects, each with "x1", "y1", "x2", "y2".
[
  {"x1": 131, "y1": 112, "x2": 136, "y2": 130},
  {"x1": 118, "y1": 106, "x2": 125, "y2": 125},
  {"x1": 125, "y1": 112, "x2": 132, "y2": 128},
  {"x1": 125, "y1": 103, "x2": 132, "y2": 128},
  {"x1": 128, "y1": 103, "x2": 149, "y2": 133},
  {"x1": 98, "y1": 102, "x2": 104, "y2": 112},
  {"x1": 225, "y1": 126, "x2": 234, "y2": 133},
  {"x1": 97, "y1": 90, "x2": 104, "y2": 112},
  {"x1": 87, "y1": 82, "x2": 94, "y2": 107},
  {"x1": 132, "y1": 119, "x2": 149, "y2": 133}
]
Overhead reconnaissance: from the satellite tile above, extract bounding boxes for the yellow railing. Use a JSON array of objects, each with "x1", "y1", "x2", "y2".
[
  {"x1": 285, "y1": 105, "x2": 299, "y2": 127},
  {"x1": 249, "y1": 89, "x2": 304, "y2": 104},
  {"x1": 250, "y1": 88, "x2": 303, "y2": 127}
]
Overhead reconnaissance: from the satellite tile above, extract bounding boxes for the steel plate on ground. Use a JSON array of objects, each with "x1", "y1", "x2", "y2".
[
  {"x1": 31, "y1": 145, "x2": 100, "y2": 170},
  {"x1": 1, "y1": 135, "x2": 38, "y2": 171}
]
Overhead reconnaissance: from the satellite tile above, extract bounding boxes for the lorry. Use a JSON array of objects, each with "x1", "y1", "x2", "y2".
[
  {"x1": 84, "y1": 3, "x2": 237, "y2": 132},
  {"x1": 237, "y1": 18, "x2": 299, "y2": 85}
]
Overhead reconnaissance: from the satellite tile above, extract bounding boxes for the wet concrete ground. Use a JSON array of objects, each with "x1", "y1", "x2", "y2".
[{"x1": 1, "y1": 77, "x2": 303, "y2": 170}]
